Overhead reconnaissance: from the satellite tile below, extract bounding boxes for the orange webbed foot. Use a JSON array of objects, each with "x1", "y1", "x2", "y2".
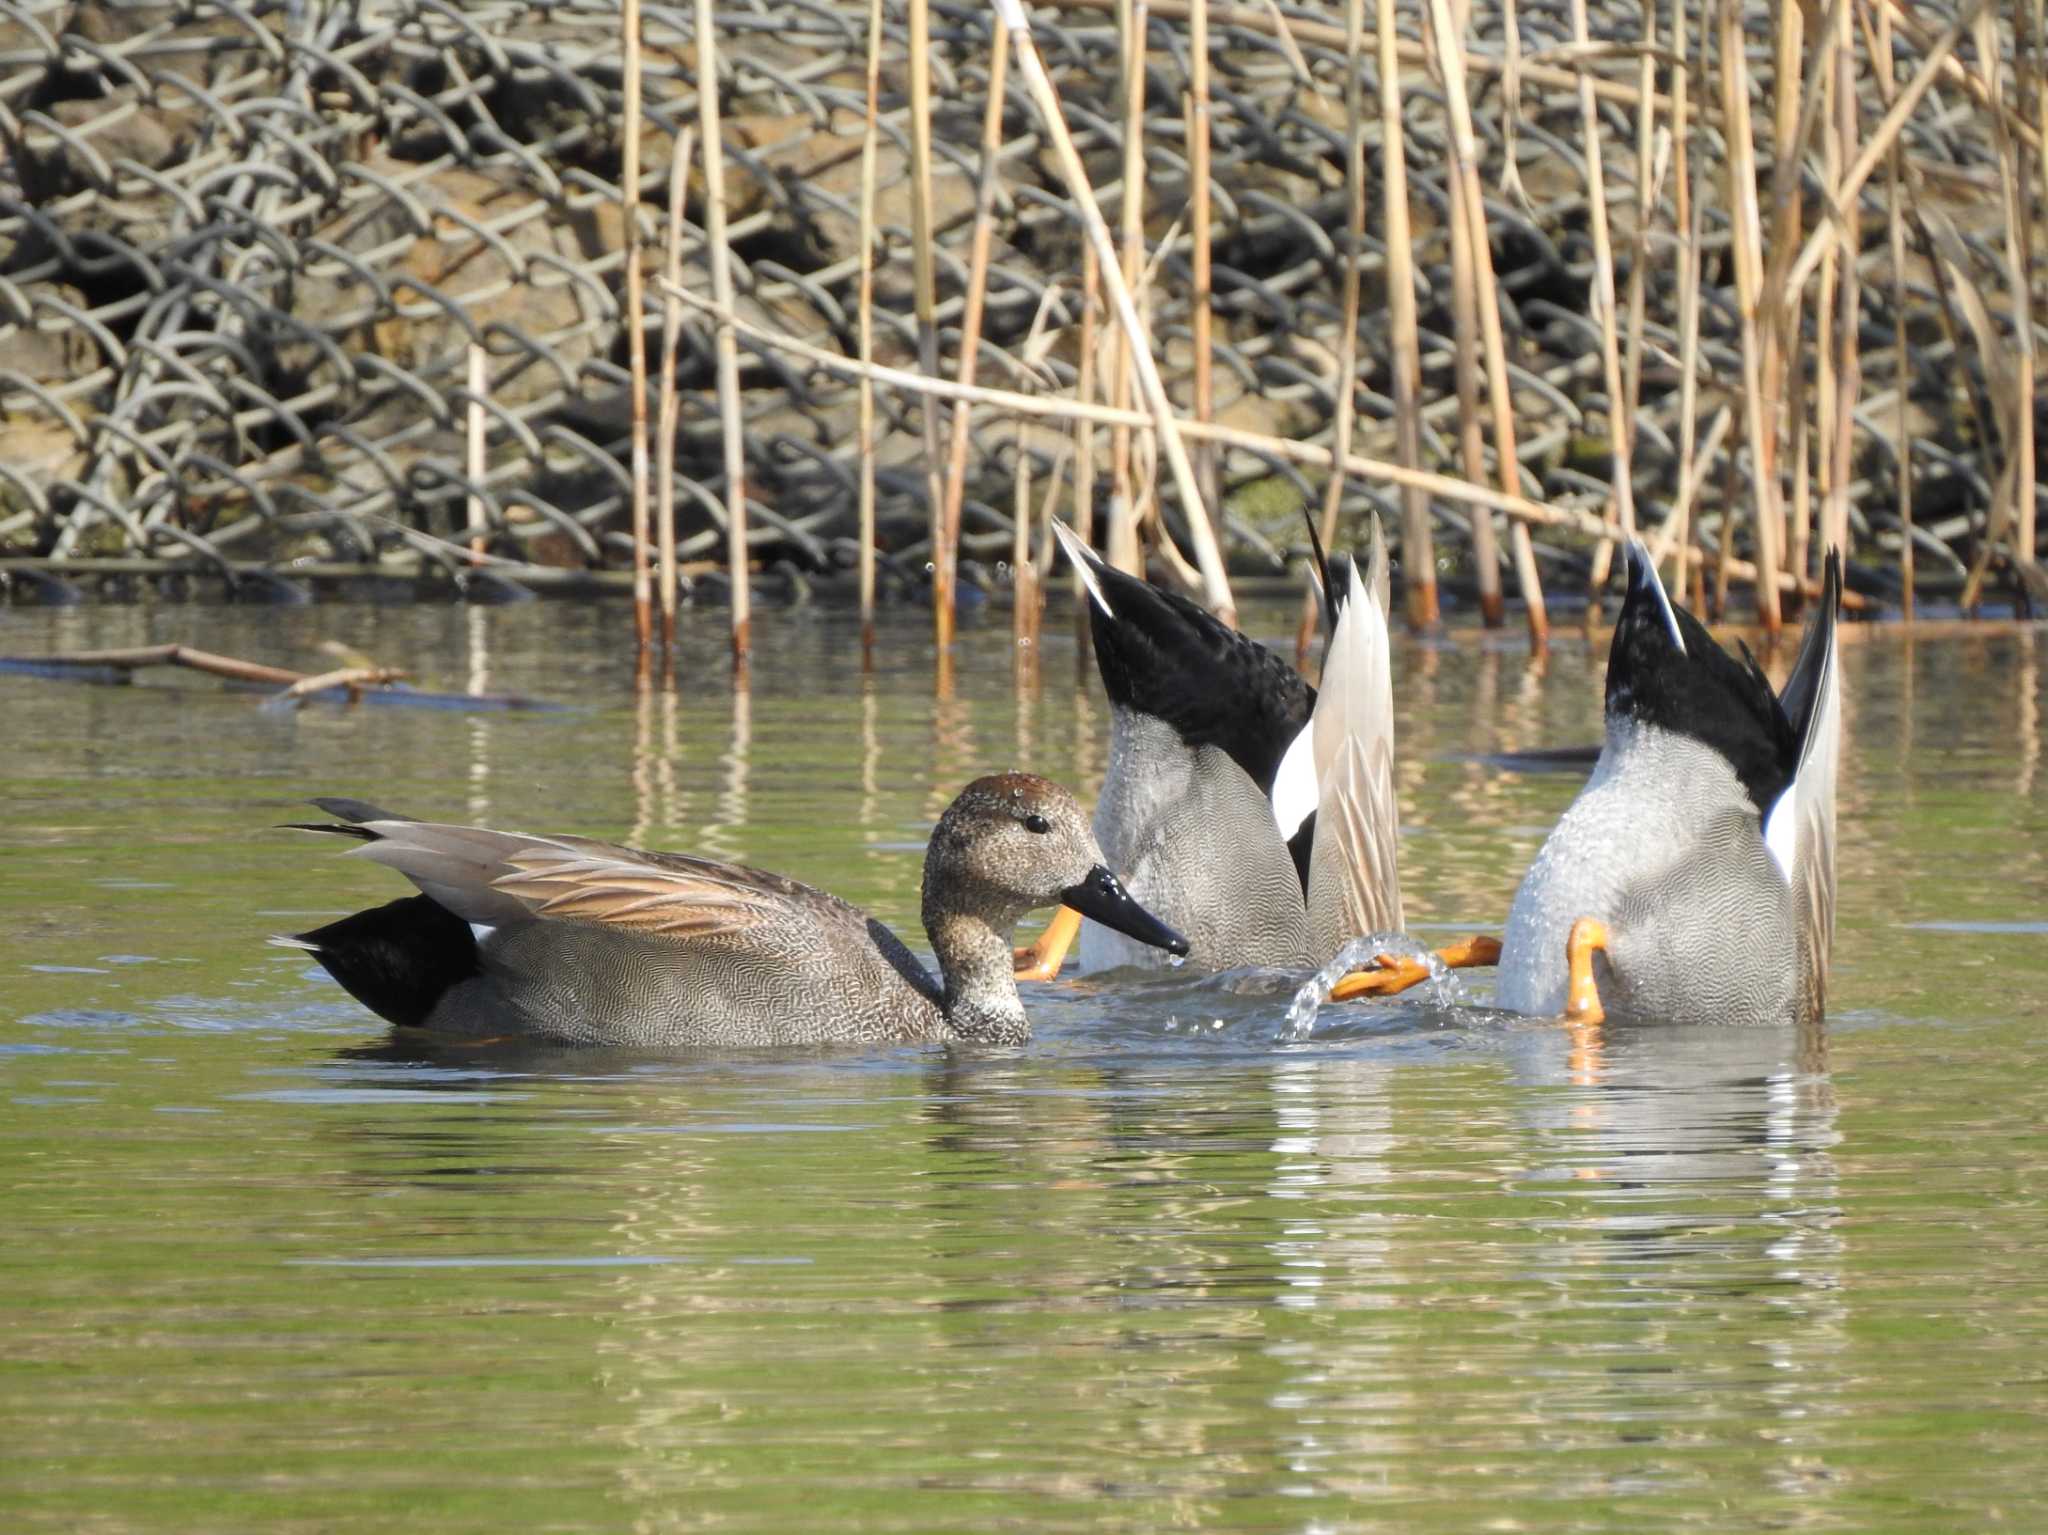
[
  {"x1": 1564, "y1": 916, "x2": 1610, "y2": 1025},
  {"x1": 1012, "y1": 905, "x2": 1082, "y2": 983},
  {"x1": 1327, "y1": 934, "x2": 1503, "y2": 1002}
]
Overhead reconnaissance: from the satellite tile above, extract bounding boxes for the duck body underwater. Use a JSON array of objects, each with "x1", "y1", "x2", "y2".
[
  {"x1": 1044, "y1": 518, "x2": 1404, "y2": 977},
  {"x1": 1497, "y1": 543, "x2": 1842, "y2": 1027}
]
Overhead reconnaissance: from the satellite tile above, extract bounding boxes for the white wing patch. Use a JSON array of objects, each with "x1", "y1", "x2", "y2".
[
  {"x1": 1762, "y1": 782, "x2": 1797, "y2": 885},
  {"x1": 1050, "y1": 519, "x2": 1114, "y2": 618},
  {"x1": 1271, "y1": 718, "x2": 1318, "y2": 840}
]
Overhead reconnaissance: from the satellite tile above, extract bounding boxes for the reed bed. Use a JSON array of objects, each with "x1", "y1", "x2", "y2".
[{"x1": 0, "y1": 0, "x2": 2042, "y2": 639}]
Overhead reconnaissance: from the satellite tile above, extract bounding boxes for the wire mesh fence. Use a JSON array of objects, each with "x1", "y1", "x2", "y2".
[{"x1": 1, "y1": 0, "x2": 2041, "y2": 620}]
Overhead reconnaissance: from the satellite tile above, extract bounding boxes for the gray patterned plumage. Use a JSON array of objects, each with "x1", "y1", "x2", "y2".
[
  {"x1": 1497, "y1": 544, "x2": 1843, "y2": 1026},
  {"x1": 1079, "y1": 711, "x2": 1314, "y2": 971},
  {"x1": 280, "y1": 774, "x2": 1187, "y2": 1047}
]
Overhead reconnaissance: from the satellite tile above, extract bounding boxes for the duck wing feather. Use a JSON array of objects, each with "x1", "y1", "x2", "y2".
[
  {"x1": 1774, "y1": 552, "x2": 1842, "y2": 1015},
  {"x1": 1305, "y1": 539, "x2": 1403, "y2": 955},
  {"x1": 344, "y1": 820, "x2": 798, "y2": 942}
]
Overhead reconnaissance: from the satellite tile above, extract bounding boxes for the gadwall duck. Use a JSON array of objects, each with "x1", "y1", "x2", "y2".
[
  {"x1": 277, "y1": 774, "x2": 1188, "y2": 1046},
  {"x1": 1495, "y1": 543, "x2": 1842, "y2": 1026},
  {"x1": 1017, "y1": 519, "x2": 1407, "y2": 977}
]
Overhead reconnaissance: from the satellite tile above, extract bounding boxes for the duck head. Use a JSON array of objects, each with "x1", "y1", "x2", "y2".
[{"x1": 922, "y1": 773, "x2": 1189, "y2": 956}]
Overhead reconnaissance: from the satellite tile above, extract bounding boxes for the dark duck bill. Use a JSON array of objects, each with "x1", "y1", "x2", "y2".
[{"x1": 1059, "y1": 866, "x2": 1190, "y2": 958}]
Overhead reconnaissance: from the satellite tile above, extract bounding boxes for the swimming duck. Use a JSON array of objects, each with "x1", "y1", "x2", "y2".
[
  {"x1": 276, "y1": 774, "x2": 1188, "y2": 1047},
  {"x1": 1496, "y1": 542, "x2": 1842, "y2": 1026},
  {"x1": 1016, "y1": 519, "x2": 1405, "y2": 976}
]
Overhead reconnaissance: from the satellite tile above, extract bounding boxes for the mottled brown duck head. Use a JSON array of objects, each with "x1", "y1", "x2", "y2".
[{"x1": 923, "y1": 773, "x2": 1188, "y2": 956}]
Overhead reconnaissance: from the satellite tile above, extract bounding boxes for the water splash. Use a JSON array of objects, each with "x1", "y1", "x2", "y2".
[{"x1": 1283, "y1": 932, "x2": 1461, "y2": 1039}]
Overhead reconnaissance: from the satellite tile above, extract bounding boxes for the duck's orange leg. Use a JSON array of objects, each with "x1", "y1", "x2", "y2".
[
  {"x1": 1328, "y1": 934, "x2": 1503, "y2": 1001},
  {"x1": 1012, "y1": 905, "x2": 1083, "y2": 982},
  {"x1": 1564, "y1": 917, "x2": 1609, "y2": 1025}
]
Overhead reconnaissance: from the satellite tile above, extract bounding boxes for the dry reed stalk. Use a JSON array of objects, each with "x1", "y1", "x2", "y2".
[
  {"x1": 1648, "y1": 402, "x2": 1732, "y2": 572},
  {"x1": 1788, "y1": 320, "x2": 1813, "y2": 587},
  {"x1": 907, "y1": 0, "x2": 948, "y2": 647},
  {"x1": 1718, "y1": 0, "x2": 1782, "y2": 630},
  {"x1": 1825, "y1": 2, "x2": 1859, "y2": 562},
  {"x1": 1043, "y1": 0, "x2": 1697, "y2": 118},
  {"x1": 1619, "y1": 9, "x2": 1657, "y2": 442},
  {"x1": 695, "y1": 0, "x2": 749, "y2": 662},
  {"x1": 662, "y1": 276, "x2": 1802, "y2": 555},
  {"x1": 1784, "y1": 0, "x2": 1994, "y2": 300},
  {"x1": 1186, "y1": 0, "x2": 1216, "y2": 518},
  {"x1": 1014, "y1": 410, "x2": 1036, "y2": 655},
  {"x1": 1570, "y1": 0, "x2": 1637, "y2": 597},
  {"x1": 1422, "y1": 0, "x2": 1526, "y2": 638},
  {"x1": 935, "y1": 16, "x2": 1014, "y2": 645},
  {"x1": 1106, "y1": 0, "x2": 1147, "y2": 576},
  {"x1": 1073, "y1": 240, "x2": 1100, "y2": 650},
  {"x1": 1978, "y1": 5, "x2": 2037, "y2": 576},
  {"x1": 996, "y1": 0, "x2": 1235, "y2": 623},
  {"x1": 1296, "y1": 0, "x2": 1370, "y2": 660},
  {"x1": 624, "y1": 0, "x2": 651, "y2": 653},
  {"x1": 1878, "y1": 0, "x2": 2041, "y2": 152},
  {"x1": 855, "y1": 0, "x2": 884, "y2": 659},
  {"x1": 1443, "y1": 0, "x2": 1504, "y2": 630},
  {"x1": 465, "y1": 342, "x2": 487, "y2": 558},
  {"x1": 1667, "y1": 0, "x2": 1703, "y2": 599},
  {"x1": 657, "y1": 125, "x2": 695, "y2": 652},
  {"x1": 1878, "y1": 0, "x2": 1914, "y2": 617}
]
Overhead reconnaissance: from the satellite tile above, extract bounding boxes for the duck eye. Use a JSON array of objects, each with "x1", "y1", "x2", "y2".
[{"x1": 1022, "y1": 813, "x2": 1051, "y2": 835}]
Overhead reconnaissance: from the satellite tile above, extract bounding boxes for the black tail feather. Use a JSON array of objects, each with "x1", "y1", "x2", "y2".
[
  {"x1": 292, "y1": 895, "x2": 479, "y2": 1029},
  {"x1": 310, "y1": 796, "x2": 413, "y2": 825}
]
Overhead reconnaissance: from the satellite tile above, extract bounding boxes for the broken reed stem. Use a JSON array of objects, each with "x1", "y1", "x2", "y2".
[
  {"x1": 907, "y1": 0, "x2": 948, "y2": 648},
  {"x1": 996, "y1": 0, "x2": 1235, "y2": 624},
  {"x1": 696, "y1": 0, "x2": 749, "y2": 662},
  {"x1": 624, "y1": 0, "x2": 651, "y2": 654},
  {"x1": 657, "y1": 125, "x2": 694, "y2": 652},
  {"x1": 1571, "y1": 0, "x2": 1637, "y2": 597},
  {"x1": 1297, "y1": 0, "x2": 1369, "y2": 661},
  {"x1": 1107, "y1": 0, "x2": 1146, "y2": 576},
  {"x1": 465, "y1": 342, "x2": 487, "y2": 558},
  {"x1": 1186, "y1": 0, "x2": 1216, "y2": 517},
  {"x1": 1442, "y1": 0, "x2": 1503, "y2": 631},
  {"x1": 936, "y1": 16, "x2": 1014, "y2": 645},
  {"x1": 856, "y1": 0, "x2": 883, "y2": 659}
]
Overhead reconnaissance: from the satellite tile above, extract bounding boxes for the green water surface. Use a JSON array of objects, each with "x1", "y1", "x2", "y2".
[{"x1": 2, "y1": 597, "x2": 2044, "y2": 1533}]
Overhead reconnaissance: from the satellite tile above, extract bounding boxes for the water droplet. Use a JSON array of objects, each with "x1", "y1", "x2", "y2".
[{"x1": 1283, "y1": 932, "x2": 1456, "y2": 1039}]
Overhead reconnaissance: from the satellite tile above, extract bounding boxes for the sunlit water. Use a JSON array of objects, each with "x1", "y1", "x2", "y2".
[{"x1": 3, "y1": 597, "x2": 2044, "y2": 1532}]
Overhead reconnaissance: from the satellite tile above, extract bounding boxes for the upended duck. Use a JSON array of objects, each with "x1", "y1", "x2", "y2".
[
  {"x1": 1495, "y1": 542, "x2": 1843, "y2": 1026},
  {"x1": 276, "y1": 774, "x2": 1187, "y2": 1047},
  {"x1": 1018, "y1": 519, "x2": 1490, "y2": 986}
]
